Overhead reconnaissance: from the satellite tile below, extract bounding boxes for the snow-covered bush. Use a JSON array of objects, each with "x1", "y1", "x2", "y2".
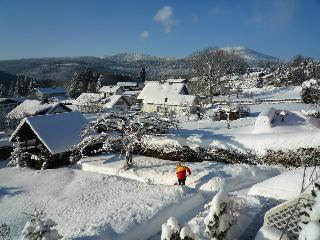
[
  {"x1": 21, "y1": 209, "x2": 62, "y2": 240},
  {"x1": 301, "y1": 79, "x2": 320, "y2": 104},
  {"x1": 161, "y1": 217, "x2": 198, "y2": 240},
  {"x1": 204, "y1": 189, "x2": 234, "y2": 240},
  {"x1": 8, "y1": 137, "x2": 29, "y2": 167}
]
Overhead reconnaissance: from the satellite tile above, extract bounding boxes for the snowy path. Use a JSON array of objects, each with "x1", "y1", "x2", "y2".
[{"x1": 80, "y1": 154, "x2": 285, "y2": 239}]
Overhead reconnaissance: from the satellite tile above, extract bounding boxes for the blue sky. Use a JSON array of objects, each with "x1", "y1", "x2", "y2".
[{"x1": 0, "y1": 0, "x2": 319, "y2": 60}]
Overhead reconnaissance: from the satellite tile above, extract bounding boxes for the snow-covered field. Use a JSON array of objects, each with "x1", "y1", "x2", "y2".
[
  {"x1": 1, "y1": 86, "x2": 320, "y2": 239},
  {"x1": 147, "y1": 102, "x2": 320, "y2": 156},
  {"x1": 0, "y1": 161, "x2": 203, "y2": 239}
]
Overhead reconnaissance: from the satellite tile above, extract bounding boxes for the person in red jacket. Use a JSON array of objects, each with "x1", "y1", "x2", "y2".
[{"x1": 176, "y1": 162, "x2": 191, "y2": 186}]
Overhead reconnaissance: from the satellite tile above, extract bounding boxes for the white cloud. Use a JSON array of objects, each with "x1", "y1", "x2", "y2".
[
  {"x1": 154, "y1": 6, "x2": 176, "y2": 32},
  {"x1": 141, "y1": 31, "x2": 149, "y2": 41}
]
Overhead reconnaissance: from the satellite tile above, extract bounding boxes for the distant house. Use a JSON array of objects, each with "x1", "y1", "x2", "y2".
[
  {"x1": 6, "y1": 100, "x2": 72, "y2": 130},
  {"x1": 137, "y1": 82, "x2": 196, "y2": 115},
  {"x1": 74, "y1": 93, "x2": 131, "y2": 113},
  {"x1": 99, "y1": 86, "x2": 124, "y2": 97},
  {"x1": 116, "y1": 82, "x2": 139, "y2": 91},
  {"x1": 102, "y1": 95, "x2": 131, "y2": 112},
  {"x1": 0, "y1": 98, "x2": 22, "y2": 113},
  {"x1": 165, "y1": 78, "x2": 188, "y2": 84},
  {"x1": 28, "y1": 87, "x2": 68, "y2": 102},
  {"x1": 10, "y1": 111, "x2": 87, "y2": 168}
]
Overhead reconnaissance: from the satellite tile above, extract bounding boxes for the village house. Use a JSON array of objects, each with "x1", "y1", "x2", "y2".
[
  {"x1": 99, "y1": 86, "x2": 124, "y2": 97},
  {"x1": 116, "y1": 81, "x2": 140, "y2": 91},
  {"x1": 137, "y1": 82, "x2": 196, "y2": 115},
  {"x1": 28, "y1": 87, "x2": 68, "y2": 102},
  {"x1": 9, "y1": 111, "x2": 87, "y2": 168},
  {"x1": 6, "y1": 99, "x2": 72, "y2": 130},
  {"x1": 74, "y1": 93, "x2": 131, "y2": 113}
]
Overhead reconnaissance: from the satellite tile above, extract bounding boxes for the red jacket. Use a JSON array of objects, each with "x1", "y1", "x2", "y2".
[{"x1": 176, "y1": 165, "x2": 191, "y2": 179}]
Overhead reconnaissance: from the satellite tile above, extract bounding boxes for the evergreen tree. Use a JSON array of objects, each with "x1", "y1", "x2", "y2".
[
  {"x1": 8, "y1": 137, "x2": 28, "y2": 167},
  {"x1": 204, "y1": 189, "x2": 234, "y2": 240},
  {"x1": 96, "y1": 74, "x2": 104, "y2": 92},
  {"x1": 139, "y1": 68, "x2": 146, "y2": 83},
  {"x1": 301, "y1": 79, "x2": 320, "y2": 104},
  {"x1": 21, "y1": 209, "x2": 62, "y2": 240}
]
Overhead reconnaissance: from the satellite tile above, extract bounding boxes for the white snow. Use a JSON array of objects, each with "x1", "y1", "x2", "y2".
[
  {"x1": 248, "y1": 168, "x2": 317, "y2": 200},
  {"x1": 255, "y1": 226, "x2": 289, "y2": 240},
  {"x1": 137, "y1": 82, "x2": 186, "y2": 100},
  {"x1": 253, "y1": 107, "x2": 276, "y2": 133},
  {"x1": 10, "y1": 111, "x2": 88, "y2": 154},
  {"x1": 7, "y1": 100, "x2": 56, "y2": 120},
  {"x1": 80, "y1": 154, "x2": 282, "y2": 192},
  {"x1": 0, "y1": 162, "x2": 203, "y2": 240},
  {"x1": 299, "y1": 221, "x2": 320, "y2": 240}
]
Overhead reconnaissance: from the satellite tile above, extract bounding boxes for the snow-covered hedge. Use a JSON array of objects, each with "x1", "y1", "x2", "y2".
[{"x1": 301, "y1": 79, "x2": 320, "y2": 104}]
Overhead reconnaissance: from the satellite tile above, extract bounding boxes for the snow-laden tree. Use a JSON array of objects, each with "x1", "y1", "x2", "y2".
[
  {"x1": 204, "y1": 189, "x2": 234, "y2": 240},
  {"x1": 21, "y1": 209, "x2": 62, "y2": 240},
  {"x1": 72, "y1": 112, "x2": 179, "y2": 169},
  {"x1": 301, "y1": 79, "x2": 320, "y2": 104},
  {"x1": 8, "y1": 137, "x2": 29, "y2": 167},
  {"x1": 161, "y1": 217, "x2": 198, "y2": 240},
  {"x1": 96, "y1": 74, "x2": 104, "y2": 92},
  {"x1": 191, "y1": 48, "x2": 248, "y2": 100}
]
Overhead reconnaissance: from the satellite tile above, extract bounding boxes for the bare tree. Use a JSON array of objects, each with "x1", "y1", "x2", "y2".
[{"x1": 190, "y1": 48, "x2": 248, "y2": 101}]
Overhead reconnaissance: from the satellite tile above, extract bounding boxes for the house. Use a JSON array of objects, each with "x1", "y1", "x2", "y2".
[
  {"x1": 28, "y1": 87, "x2": 68, "y2": 102},
  {"x1": 116, "y1": 82, "x2": 139, "y2": 91},
  {"x1": 137, "y1": 82, "x2": 189, "y2": 102},
  {"x1": 99, "y1": 86, "x2": 124, "y2": 97},
  {"x1": 74, "y1": 93, "x2": 131, "y2": 113},
  {"x1": 9, "y1": 111, "x2": 87, "y2": 168},
  {"x1": 165, "y1": 78, "x2": 188, "y2": 84},
  {"x1": 102, "y1": 95, "x2": 131, "y2": 112},
  {"x1": 6, "y1": 100, "x2": 72, "y2": 130},
  {"x1": 137, "y1": 82, "x2": 196, "y2": 115},
  {"x1": 0, "y1": 98, "x2": 22, "y2": 113}
]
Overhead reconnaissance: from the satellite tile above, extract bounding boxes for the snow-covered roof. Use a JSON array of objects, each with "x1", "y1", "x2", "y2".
[
  {"x1": 74, "y1": 93, "x2": 105, "y2": 106},
  {"x1": 33, "y1": 87, "x2": 66, "y2": 95},
  {"x1": 165, "y1": 78, "x2": 187, "y2": 83},
  {"x1": 7, "y1": 100, "x2": 60, "y2": 119},
  {"x1": 103, "y1": 95, "x2": 128, "y2": 109},
  {"x1": 99, "y1": 86, "x2": 123, "y2": 93},
  {"x1": 123, "y1": 91, "x2": 141, "y2": 96},
  {"x1": 144, "y1": 94, "x2": 196, "y2": 106},
  {"x1": 137, "y1": 82, "x2": 187, "y2": 100},
  {"x1": 116, "y1": 82, "x2": 138, "y2": 87},
  {"x1": 10, "y1": 111, "x2": 88, "y2": 154}
]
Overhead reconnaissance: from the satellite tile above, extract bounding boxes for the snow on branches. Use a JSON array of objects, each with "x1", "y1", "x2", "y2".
[
  {"x1": 204, "y1": 189, "x2": 234, "y2": 240},
  {"x1": 21, "y1": 208, "x2": 62, "y2": 240},
  {"x1": 161, "y1": 217, "x2": 198, "y2": 240},
  {"x1": 72, "y1": 111, "x2": 179, "y2": 169}
]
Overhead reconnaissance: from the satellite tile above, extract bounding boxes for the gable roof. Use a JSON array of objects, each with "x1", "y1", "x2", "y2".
[
  {"x1": 10, "y1": 111, "x2": 87, "y2": 154},
  {"x1": 99, "y1": 85, "x2": 123, "y2": 93},
  {"x1": 137, "y1": 82, "x2": 187, "y2": 100},
  {"x1": 103, "y1": 95, "x2": 130, "y2": 109},
  {"x1": 144, "y1": 94, "x2": 196, "y2": 106},
  {"x1": 7, "y1": 100, "x2": 71, "y2": 120},
  {"x1": 32, "y1": 87, "x2": 67, "y2": 95},
  {"x1": 116, "y1": 82, "x2": 138, "y2": 87}
]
